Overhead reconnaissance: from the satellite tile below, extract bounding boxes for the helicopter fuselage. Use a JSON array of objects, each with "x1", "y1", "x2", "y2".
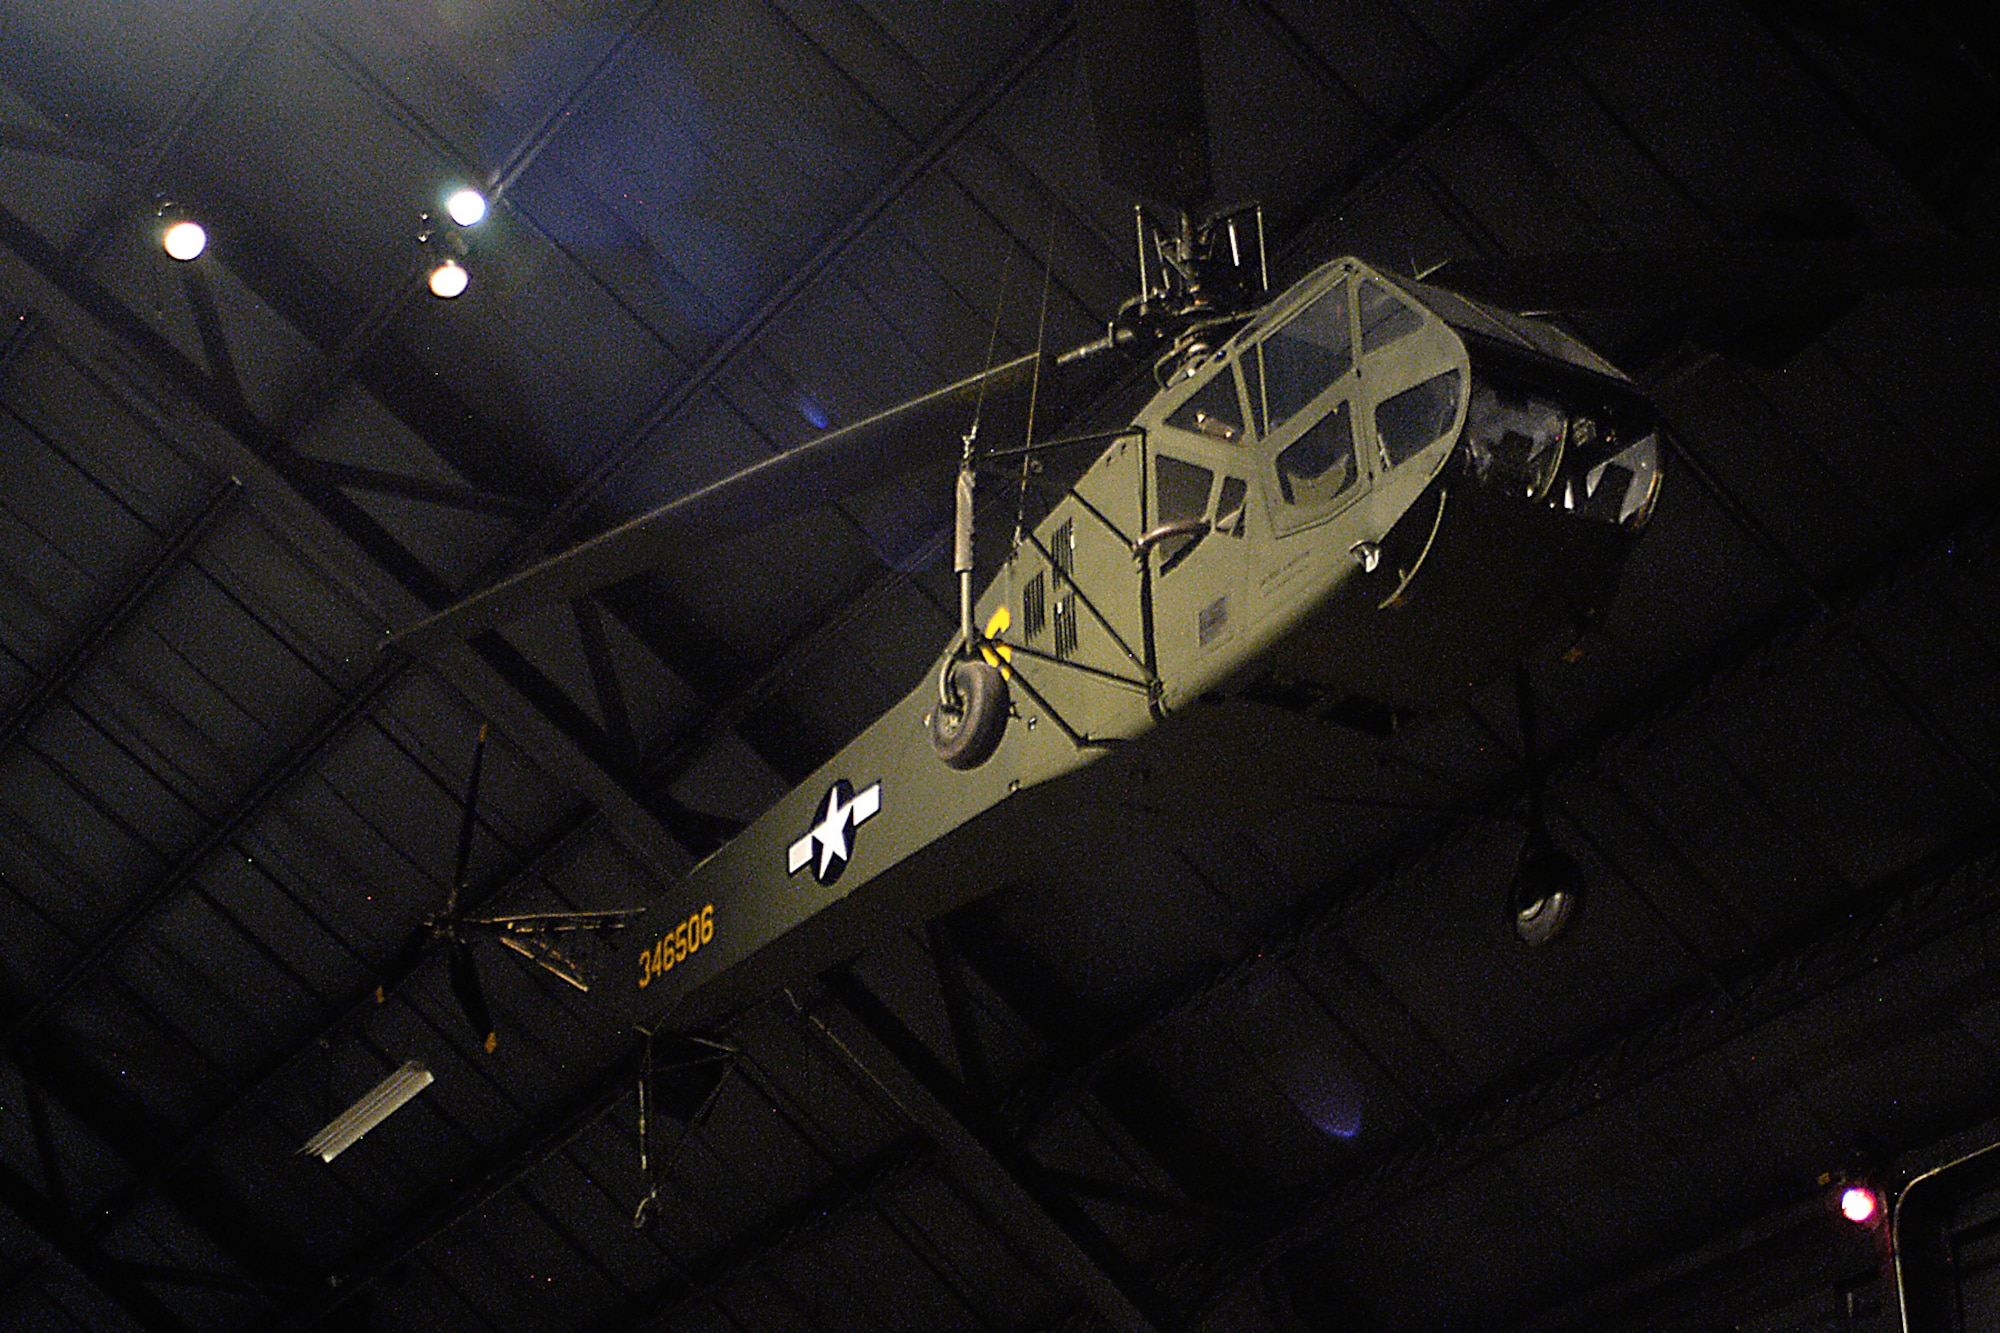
[{"x1": 629, "y1": 257, "x2": 1662, "y2": 1022}]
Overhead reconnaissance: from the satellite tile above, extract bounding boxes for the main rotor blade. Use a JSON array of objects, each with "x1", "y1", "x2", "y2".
[
  {"x1": 467, "y1": 908, "x2": 644, "y2": 933},
  {"x1": 445, "y1": 723, "x2": 487, "y2": 920},
  {"x1": 447, "y1": 939, "x2": 497, "y2": 1054},
  {"x1": 1076, "y1": 0, "x2": 1212, "y2": 213},
  {"x1": 390, "y1": 352, "x2": 1053, "y2": 657}
]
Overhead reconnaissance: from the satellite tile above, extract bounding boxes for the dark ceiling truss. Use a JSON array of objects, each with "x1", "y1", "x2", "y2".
[
  {"x1": 67, "y1": 10, "x2": 1024, "y2": 834},
  {"x1": 0, "y1": 650, "x2": 409, "y2": 1050},
  {"x1": 0, "y1": 1146, "x2": 201, "y2": 1333},
  {"x1": 0, "y1": 991, "x2": 313, "y2": 1309},
  {"x1": 50, "y1": 0, "x2": 295, "y2": 275},
  {"x1": 1744, "y1": 1, "x2": 2000, "y2": 224},
  {"x1": 356, "y1": 4, "x2": 1096, "y2": 796},
  {"x1": 0, "y1": 302, "x2": 656, "y2": 1325},
  {"x1": 0, "y1": 472, "x2": 240, "y2": 759},
  {"x1": 1504, "y1": 1185, "x2": 1880, "y2": 1333},
  {"x1": 273, "y1": 1037, "x2": 647, "y2": 1332},
  {"x1": 594, "y1": 1136, "x2": 934, "y2": 1333},
  {"x1": 0, "y1": 194, "x2": 722, "y2": 867},
  {"x1": 0, "y1": 123, "x2": 136, "y2": 173},
  {"x1": 1230, "y1": 835, "x2": 2000, "y2": 1322},
  {"x1": 277, "y1": 972, "x2": 1166, "y2": 1333},
  {"x1": 79, "y1": 801, "x2": 604, "y2": 1248},
  {"x1": 282, "y1": 998, "x2": 929, "y2": 1332},
  {"x1": 493, "y1": 2, "x2": 1078, "y2": 567},
  {"x1": 810, "y1": 974, "x2": 1171, "y2": 1333},
  {"x1": 0, "y1": 2, "x2": 1992, "y2": 1330}
]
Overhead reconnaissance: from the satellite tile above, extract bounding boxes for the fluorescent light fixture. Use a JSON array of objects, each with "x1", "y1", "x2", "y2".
[
  {"x1": 162, "y1": 219, "x2": 207, "y2": 261},
  {"x1": 445, "y1": 188, "x2": 487, "y2": 227},
  {"x1": 301, "y1": 1059, "x2": 433, "y2": 1163}
]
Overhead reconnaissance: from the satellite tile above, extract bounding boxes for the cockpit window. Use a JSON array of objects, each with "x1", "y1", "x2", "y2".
[
  {"x1": 1358, "y1": 279, "x2": 1424, "y2": 354},
  {"x1": 1166, "y1": 372, "x2": 1243, "y2": 442},
  {"x1": 1375, "y1": 369, "x2": 1462, "y2": 468},
  {"x1": 1251, "y1": 280, "x2": 1352, "y2": 437},
  {"x1": 1463, "y1": 382, "x2": 1566, "y2": 500},
  {"x1": 1153, "y1": 453, "x2": 1214, "y2": 571},
  {"x1": 1274, "y1": 400, "x2": 1359, "y2": 510}
]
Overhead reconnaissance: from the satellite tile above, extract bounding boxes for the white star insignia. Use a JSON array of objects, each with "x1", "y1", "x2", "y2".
[{"x1": 787, "y1": 780, "x2": 880, "y2": 886}]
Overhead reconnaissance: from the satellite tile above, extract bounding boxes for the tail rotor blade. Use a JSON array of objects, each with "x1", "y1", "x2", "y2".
[
  {"x1": 448, "y1": 939, "x2": 497, "y2": 1054},
  {"x1": 446, "y1": 724, "x2": 487, "y2": 919}
]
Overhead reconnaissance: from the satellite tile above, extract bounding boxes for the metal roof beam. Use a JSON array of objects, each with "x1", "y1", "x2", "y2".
[
  {"x1": 0, "y1": 1152, "x2": 198, "y2": 1333},
  {"x1": 0, "y1": 192, "x2": 697, "y2": 878},
  {"x1": 275, "y1": 1040, "x2": 649, "y2": 1331},
  {"x1": 1224, "y1": 836, "x2": 2000, "y2": 1313},
  {"x1": 0, "y1": 1029, "x2": 311, "y2": 1306},
  {"x1": 0, "y1": 654, "x2": 407, "y2": 1050},
  {"x1": 0, "y1": 474, "x2": 239, "y2": 757},
  {"x1": 80, "y1": 802, "x2": 603, "y2": 1245},
  {"x1": 816, "y1": 971, "x2": 1171, "y2": 1333},
  {"x1": 466, "y1": 7, "x2": 1075, "y2": 587},
  {"x1": 596, "y1": 1136, "x2": 933, "y2": 1333}
]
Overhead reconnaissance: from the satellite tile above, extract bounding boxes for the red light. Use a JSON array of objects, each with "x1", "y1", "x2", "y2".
[{"x1": 1840, "y1": 1184, "x2": 1880, "y2": 1224}]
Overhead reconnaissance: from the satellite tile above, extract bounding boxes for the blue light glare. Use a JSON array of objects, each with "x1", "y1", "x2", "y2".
[
  {"x1": 797, "y1": 393, "x2": 830, "y2": 431},
  {"x1": 1275, "y1": 1042, "x2": 1364, "y2": 1140}
]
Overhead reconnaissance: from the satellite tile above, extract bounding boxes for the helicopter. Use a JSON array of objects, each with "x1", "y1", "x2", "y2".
[{"x1": 389, "y1": 2, "x2": 1665, "y2": 1025}]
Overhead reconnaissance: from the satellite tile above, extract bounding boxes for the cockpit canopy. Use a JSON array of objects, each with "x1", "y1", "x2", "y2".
[{"x1": 1147, "y1": 258, "x2": 1659, "y2": 540}]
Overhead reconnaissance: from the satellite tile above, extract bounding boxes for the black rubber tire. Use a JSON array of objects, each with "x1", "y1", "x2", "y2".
[
  {"x1": 929, "y1": 659, "x2": 1008, "y2": 770},
  {"x1": 1510, "y1": 834, "x2": 1585, "y2": 947}
]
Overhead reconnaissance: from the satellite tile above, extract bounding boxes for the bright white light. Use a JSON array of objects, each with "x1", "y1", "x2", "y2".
[
  {"x1": 445, "y1": 188, "x2": 487, "y2": 227},
  {"x1": 1840, "y1": 1185, "x2": 1879, "y2": 1225},
  {"x1": 162, "y1": 219, "x2": 207, "y2": 261},
  {"x1": 427, "y1": 258, "x2": 469, "y2": 299},
  {"x1": 301, "y1": 1060, "x2": 432, "y2": 1163}
]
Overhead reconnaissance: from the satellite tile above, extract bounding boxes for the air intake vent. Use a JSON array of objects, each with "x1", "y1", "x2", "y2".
[
  {"x1": 1022, "y1": 570, "x2": 1047, "y2": 639},
  {"x1": 1051, "y1": 519, "x2": 1077, "y2": 660}
]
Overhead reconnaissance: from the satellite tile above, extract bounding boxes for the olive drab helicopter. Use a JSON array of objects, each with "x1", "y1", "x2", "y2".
[{"x1": 389, "y1": 1, "x2": 1665, "y2": 1025}]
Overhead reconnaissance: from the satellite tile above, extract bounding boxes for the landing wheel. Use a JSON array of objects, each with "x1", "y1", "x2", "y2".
[
  {"x1": 929, "y1": 659, "x2": 1008, "y2": 770},
  {"x1": 1510, "y1": 833, "x2": 1585, "y2": 947}
]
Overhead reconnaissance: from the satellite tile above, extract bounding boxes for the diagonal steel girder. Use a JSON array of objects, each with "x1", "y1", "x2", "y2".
[
  {"x1": 82, "y1": 801, "x2": 604, "y2": 1244},
  {"x1": 0, "y1": 652, "x2": 408, "y2": 1050},
  {"x1": 264, "y1": 1037, "x2": 651, "y2": 1332},
  {"x1": 0, "y1": 1150, "x2": 201, "y2": 1333},
  {"x1": 0, "y1": 183, "x2": 692, "y2": 863},
  {"x1": 595, "y1": 1135, "x2": 934, "y2": 1333},
  {"x1": 0, "y1": 473, "x2": 241, "y2": 757},
  {"x1": 1215, "y1": 833, "x2": 2000, "y2": 1315},
  {"x1": 457, "y1": 6, "x2": 1076, "y2": 588},
  {"x1": 818, "y1": 972, "x2": 1172, "y2": 1333}
]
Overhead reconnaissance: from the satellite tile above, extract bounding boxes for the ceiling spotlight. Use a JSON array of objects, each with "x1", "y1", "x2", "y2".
[
  {"x1": 427, "y1": 257, "x2": 470, "y2": 300},
  {"x1": 1839, "y1": 1183, "x2": 1881, "y2": 1225},
  {"x1": 445, "y1": 188, "x2": 487, "y2": 228},
  {"x1": 301, "y1": 1059, "x2": 433, "y2": 1163},
  {"x1": 161, "y1": 218, "x2": 207, "y2": 262}
]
